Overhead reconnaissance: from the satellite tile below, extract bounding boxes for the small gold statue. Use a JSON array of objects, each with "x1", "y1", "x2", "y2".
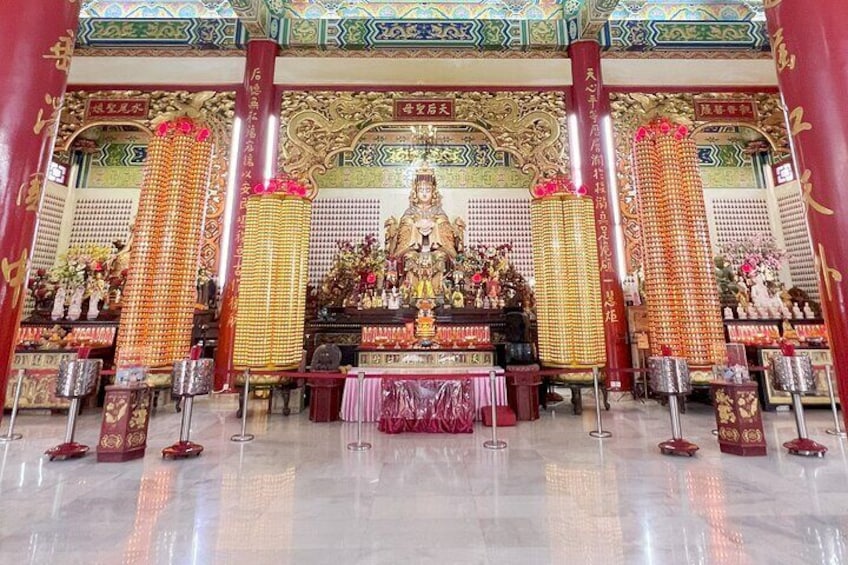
[{"x1": 451, "y1": 287, "x2": 465, "y2": 309}]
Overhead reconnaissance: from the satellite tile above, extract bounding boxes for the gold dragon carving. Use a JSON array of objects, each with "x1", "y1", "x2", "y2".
[
  {"x1": 55, "y1": 90, "x2": 236, "y2": 273},
  {"x1": 279, "y1": 90, "x2": 569, "y2": 194},
  {"x1": 609, "y1": 92, "x2": 790, "y2": 272}
]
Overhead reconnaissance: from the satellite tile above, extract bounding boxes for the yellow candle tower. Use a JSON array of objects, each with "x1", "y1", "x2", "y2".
[
  {"x1": 530, "y1": 184, "x2": 606, "y2": 367},
  {"x1": 116, "y1": 118, "x2": 213, "y2": 367},
  {"x1": 632, "y1": 120, "x2": 726, "y2": 365},
  {"x1": 233, "y1": 183, "x2": 311, "y2": 368}
]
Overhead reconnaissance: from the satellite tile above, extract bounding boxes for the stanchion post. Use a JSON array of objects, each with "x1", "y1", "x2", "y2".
[
  {"x1": 825, "y1": 365, "x2": 846, "y2": 438},
  {"x1": 347, "y1": 370, "x2": 372, "y2": 452},
  {"x1": 484, "y1": 370, "x2": 507, "y2": 450},
  {"x1": 231, "y1": 368, "x2": 255, "y2": 442},
  {"x1": 0, "y1": 369, "x2": 25, "y2": 442},
  {"x1": 589, "y1": 367, "x2": 612, "y2": 439}
]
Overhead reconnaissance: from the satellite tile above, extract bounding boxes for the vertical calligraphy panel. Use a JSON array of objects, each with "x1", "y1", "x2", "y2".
[
  {"x1": 765, "y1": 2, "x2": 848, "y2": 427},
  {"x1": 0, "y1": 1, "x2": 82, "y2": 414},
  {"x1": 569, "y1": 40, "x2": 632, "y2": 390},
  {"x1": 216, "y1": 39, "x2": 280, "y2": 388}
]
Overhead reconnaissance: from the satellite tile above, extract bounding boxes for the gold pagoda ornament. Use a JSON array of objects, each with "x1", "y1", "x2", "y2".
[
  {"x1": 631, "y1": 119, "x2": 726, "y2": 366},
  {"x1": 116, "y1": 118, "x2": 213, "y2": 368},
  {"x1": 232, "y1": 177, "x2": 311, "y2": 369},
  {"x1": 530, "y1": 179, "x2": 606, "y2": 368}
]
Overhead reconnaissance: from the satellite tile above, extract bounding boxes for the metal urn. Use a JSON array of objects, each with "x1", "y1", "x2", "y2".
[
  {"x1": 771, "y1": 352, "x2": 827, "y2": 457},
  {"x1": 46, "y1": 358, "x2": 103, "y2": 461},
  {"x1": 162, "y1": 358, "x2": 214, "y2": 459},
  {"x1": 649, "y1": 355, "x2": 699, "y2": 457}
]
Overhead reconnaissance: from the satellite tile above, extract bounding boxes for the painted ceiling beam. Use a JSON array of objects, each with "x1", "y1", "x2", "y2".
[
  {"x1": 226, "y1": 0, "x2": 271, "y2": 38},
  {"x1": 577, "y1": 0, "x2": 622, "y2": 41}
]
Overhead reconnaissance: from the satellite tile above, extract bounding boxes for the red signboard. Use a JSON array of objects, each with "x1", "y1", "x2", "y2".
[
  {"x1": 85, "y1": 98, "x2": 149, "y2": 120},
  {"x1": 393, "y1": 99, "x2": 454, "y2": 121},
  {"x1": 694, "y1": 99, "x2": 758, "y2": 122}
]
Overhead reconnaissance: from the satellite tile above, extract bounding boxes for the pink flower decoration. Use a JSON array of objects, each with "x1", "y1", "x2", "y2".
[
  {"x1": 676, "y1": 125, "x2": 689, "y2": 139},
  {"x1": 252, "y1": 182, "x2": 268, "y2": 195},
  {"x1": 635, "y1": 126, "x2": 648, "y2": 141},
  {"x1": 267, "y1": 178, "x2": 281, "y2": 193},
  {"x1": 155, "y1": 122, "x2": 170, "y2": 137},
  {"x1": 658, "y1": 121, "x2": 672, "y2": 134},
  {"x1": 471, "y1": 272, "x2": 483, "y2": 285},
  {"x1": 285, "y1": 181, "x2": 307, "y2": 197},
  {"x1": 741, "y1": 263, "x2": 754, "y2": 275},
  {"x1": 196, "y1": 128, "x2": 211, "y2": 142},
  {"x1": 366, "y1": 272, "x2": 377, "y2": 285},
  {"x1": 575, "y1": 185, "x2": 588, "y2": 196}
]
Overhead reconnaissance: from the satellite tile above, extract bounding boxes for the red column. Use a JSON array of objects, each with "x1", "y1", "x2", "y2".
[
  {"x1": 0, "y1": 2, "x2": 81, "y2": 415},
  {"x1": 569, "y1": 40, "x2": 632, "y2": 390},
  {"x1": 215, "y1": 39, "x2": 279, "y2": 388},
  {"x1": 764, "y1": 3, "x2": 848, "y2": 428}
]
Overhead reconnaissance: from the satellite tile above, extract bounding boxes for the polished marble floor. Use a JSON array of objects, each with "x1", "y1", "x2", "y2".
[{"x1": 1, "y1": 391, "x2": 847, "y2": 565}]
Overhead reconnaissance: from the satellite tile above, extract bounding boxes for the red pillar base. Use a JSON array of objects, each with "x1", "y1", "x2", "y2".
[
  {"x1": 506, "y1": 368, "x2": 541, "y2": 421},
  {"x1": 45, "y1": 442, "x2": 89, "y2": 461},
  {"x1": 162, "y1": 441, "x2": 205, "y2": 459},
  {"x1": 658, "y1": 438, "x2": 699, "y2": 457},
  {"x1": 308, "y1": 378, "x2": 344, "y2": 422},
  {"x1": 783, "y1": 437, "x2": 827, "y2": 458}
]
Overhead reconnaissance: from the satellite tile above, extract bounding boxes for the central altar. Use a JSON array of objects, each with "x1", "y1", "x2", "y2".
[{"x1": 312, "y1": 161, "x2": 530, "y2": 431}]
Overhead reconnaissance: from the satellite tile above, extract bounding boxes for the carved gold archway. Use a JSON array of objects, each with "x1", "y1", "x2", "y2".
[
  {"x1": 609, "y1": 92, "x2": 791, "y2": 272},
  {"x1": 55, "y1": 90, "x2": 236, "y2": 272},
  {"x1": 279, "y1": 90, "x2": 569, "y2": 196}
]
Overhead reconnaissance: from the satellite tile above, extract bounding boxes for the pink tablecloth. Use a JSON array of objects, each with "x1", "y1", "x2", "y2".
[{"x1": 340, "y1": 373, "x2": 506, "y2": 423}]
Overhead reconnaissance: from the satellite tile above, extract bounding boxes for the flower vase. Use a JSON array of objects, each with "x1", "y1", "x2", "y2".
[
  {"x1": 51, "y1": 286, "x2": 66, "y2": 321},
  {"x1": 86, "y1": 292, "x2": 101, "y2": 321},
  {"x1": 67, "y1": 287, "x2": 84, "y2": 321}
]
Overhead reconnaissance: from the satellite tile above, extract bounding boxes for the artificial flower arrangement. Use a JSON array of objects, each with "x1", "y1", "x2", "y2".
[
  {"x1": 317, "y1": 234, "x2": 387, "y2": 307},
  {"x1": 48, "y1": 243, "x2": 117, "y2": 298},
  {"x1": 715, "y1": 234, "x2": 786, "y2": 306},
  {"x1": 442, "y1": 243, "x2": 532, "y2": 309}
]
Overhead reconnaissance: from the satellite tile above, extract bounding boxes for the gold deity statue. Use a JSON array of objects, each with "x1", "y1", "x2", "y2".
[{"x1": 385, "y1": 164, "x2": 465, "y2": 300}]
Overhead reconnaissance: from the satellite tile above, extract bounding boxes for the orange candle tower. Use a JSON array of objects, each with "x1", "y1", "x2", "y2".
[
  {"x1": 116, "y1": 118, "x2": 213, "y2": 367},
  {"x1": 530, "y1": 179, "x2": 606, "y2": 367},
  {"x1": 232, "y1": 178, "x2": 311, "y2": 368},
  {"x1": 632, "y1": 120, "x2": 725, "y2": 365}
]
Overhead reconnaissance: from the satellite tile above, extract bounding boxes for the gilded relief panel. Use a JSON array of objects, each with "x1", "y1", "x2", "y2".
[
  {"x1": 279, "y1": 90, "x2": 569, "y2": 194},
  {"x1": 609, "y1": 92, "x2": 790, "y2": 271},
  {"x1": 57, "y1": 90, "x2": 236, "y2": 273}
]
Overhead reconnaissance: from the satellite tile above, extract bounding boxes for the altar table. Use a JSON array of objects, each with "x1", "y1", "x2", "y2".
[{"x1": 340, "y1": 367, "x2": 506, "y2": 429}]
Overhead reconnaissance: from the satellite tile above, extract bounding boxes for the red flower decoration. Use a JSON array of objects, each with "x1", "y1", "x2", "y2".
[
  {"x1": 575, "y1": 184, "x2": 588, "y2": 196},
  {"x1": 366, "y1": 272, "x2": 377, "y2": 285},
  {"x1": 675, "y1": 125, "x2": 689, "y2": 140},
  {"x1": 634, "y1": 126, "x2": 649, "y2": 141},
  {"x1": 177, "y1": 118, "x2": 194, "y2": 134},
  {"x1": 658, "y1": 121, "x2": 672, "y2": 134},
  {"x1": 252, "y1": 182, "x2": 267, "y2": 195},
  {"x1": 155, "y1": 122, "x2": 170, "y2": 137},
  {"x1": 471, "y1": 272, "x2": 483, "y2": 285},
  {"x1": 92, "y1": 261, "x2": 103, "y2": 272},
  {"x1": 741, "y1": 263, "x2": 754, "y2": 275},
  {"x1": 196, "y1": 128, "x2": 211, "y2": 142}
]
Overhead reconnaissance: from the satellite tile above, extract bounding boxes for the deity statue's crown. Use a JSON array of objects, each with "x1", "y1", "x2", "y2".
[{"x1": 414, "y1": 163, "x2": 436, "y2": 186}]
